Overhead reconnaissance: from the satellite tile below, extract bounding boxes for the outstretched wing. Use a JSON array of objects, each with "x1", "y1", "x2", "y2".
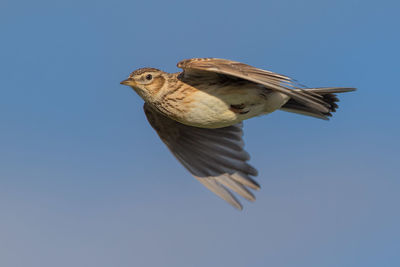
[
  {"x1": 143, "y1": 103, "x2": 260, "y2": 210},
  {"x1": 177, "y1": 58, "x2": 332, "y2": 113}
]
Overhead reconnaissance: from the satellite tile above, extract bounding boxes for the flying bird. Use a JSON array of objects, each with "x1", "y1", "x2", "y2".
[{"x1": 120, "y1": 58, "x2": 355, "y2": 210}]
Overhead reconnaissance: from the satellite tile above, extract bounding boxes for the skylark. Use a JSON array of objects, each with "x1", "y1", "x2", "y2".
[{"x1": 120, "y1": 58, "x2": 355, "y2": 210}]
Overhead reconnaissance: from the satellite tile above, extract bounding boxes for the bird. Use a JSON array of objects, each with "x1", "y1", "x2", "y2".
[{"x1": 120, "y1": 58, "x2": 356, "y2": 210}]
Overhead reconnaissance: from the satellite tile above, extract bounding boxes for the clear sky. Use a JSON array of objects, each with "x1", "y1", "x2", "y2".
[{"x1": 1, "y1": 0, "x2": 399, "y2": 266}]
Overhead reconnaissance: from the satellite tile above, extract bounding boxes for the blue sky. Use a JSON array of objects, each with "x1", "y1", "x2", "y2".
[{"x1": 1, "y1": 0, "x2": 399, "y2": 266}]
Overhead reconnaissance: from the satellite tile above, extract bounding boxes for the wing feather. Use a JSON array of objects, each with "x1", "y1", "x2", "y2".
[
  {"x1": 177, "y1": 58, "x2": 331, "y2": 113},
  {"x1": 143, "y1": 103, "x2": 260, "y2": 209}
]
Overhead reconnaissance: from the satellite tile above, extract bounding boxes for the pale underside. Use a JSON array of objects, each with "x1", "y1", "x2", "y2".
[{"x1": 167, "y1": 81, "x2": 290, "y2": 128}]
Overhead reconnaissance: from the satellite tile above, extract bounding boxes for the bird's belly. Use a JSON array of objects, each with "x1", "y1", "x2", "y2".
[{"x1": 178, "y1": 88, "x2": 288, "y2": 128}]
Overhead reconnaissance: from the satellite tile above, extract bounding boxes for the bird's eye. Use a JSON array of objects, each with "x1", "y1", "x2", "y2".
[{"x1": 145, "y1": 74, "x2": 153, "y2": 81}]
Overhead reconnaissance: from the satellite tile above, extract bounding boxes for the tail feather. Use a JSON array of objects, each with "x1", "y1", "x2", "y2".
[{"x1": 280, "y1": 87, "x2": 355, "y2": 119}]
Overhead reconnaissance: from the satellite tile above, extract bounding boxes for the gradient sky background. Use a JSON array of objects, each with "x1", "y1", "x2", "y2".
[{"x1": 1, "y1": 0, "x2": 399, "y2": 266}]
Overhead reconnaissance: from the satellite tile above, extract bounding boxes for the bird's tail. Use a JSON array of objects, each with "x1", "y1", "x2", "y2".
[{"x1": 280, "y1": 87, "x2": 356, "y2": 120}]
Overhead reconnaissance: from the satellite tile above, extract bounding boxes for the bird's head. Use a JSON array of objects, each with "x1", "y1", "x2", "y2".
[{"x1": 120, "y1": 68, "x2": 167, "y2": 102}]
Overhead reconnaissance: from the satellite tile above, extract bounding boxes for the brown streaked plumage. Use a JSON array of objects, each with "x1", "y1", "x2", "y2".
[
  {"x1": 131, "y1": 67, "x2": 161, "y2": 76},
  {"x1": 120, "y1": 58, "x2": 356, "y2": 210}
]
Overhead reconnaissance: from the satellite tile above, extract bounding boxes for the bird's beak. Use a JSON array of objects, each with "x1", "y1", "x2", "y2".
[{"x1": 120, "y1": 78, "x2": 136, "y2": 86}]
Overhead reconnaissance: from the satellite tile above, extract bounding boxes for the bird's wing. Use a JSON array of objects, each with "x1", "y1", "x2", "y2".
[
  {"x1": 177, "y1": 57, "x2": 331, "y2": 113},
  {"x1": 143, "y1": 103, "x2": 259, "y2": 210}
]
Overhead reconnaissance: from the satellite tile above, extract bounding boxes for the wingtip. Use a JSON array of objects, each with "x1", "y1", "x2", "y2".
[
  {"x1": 233, "y1": 202, "x2": 244, "y2": 211},
  {"x1": 223, "y1": 193, "x2": 243, "y2": 211},
  {"x1": 342, "y1": 87, "x2": 357, "y2": 92}
]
